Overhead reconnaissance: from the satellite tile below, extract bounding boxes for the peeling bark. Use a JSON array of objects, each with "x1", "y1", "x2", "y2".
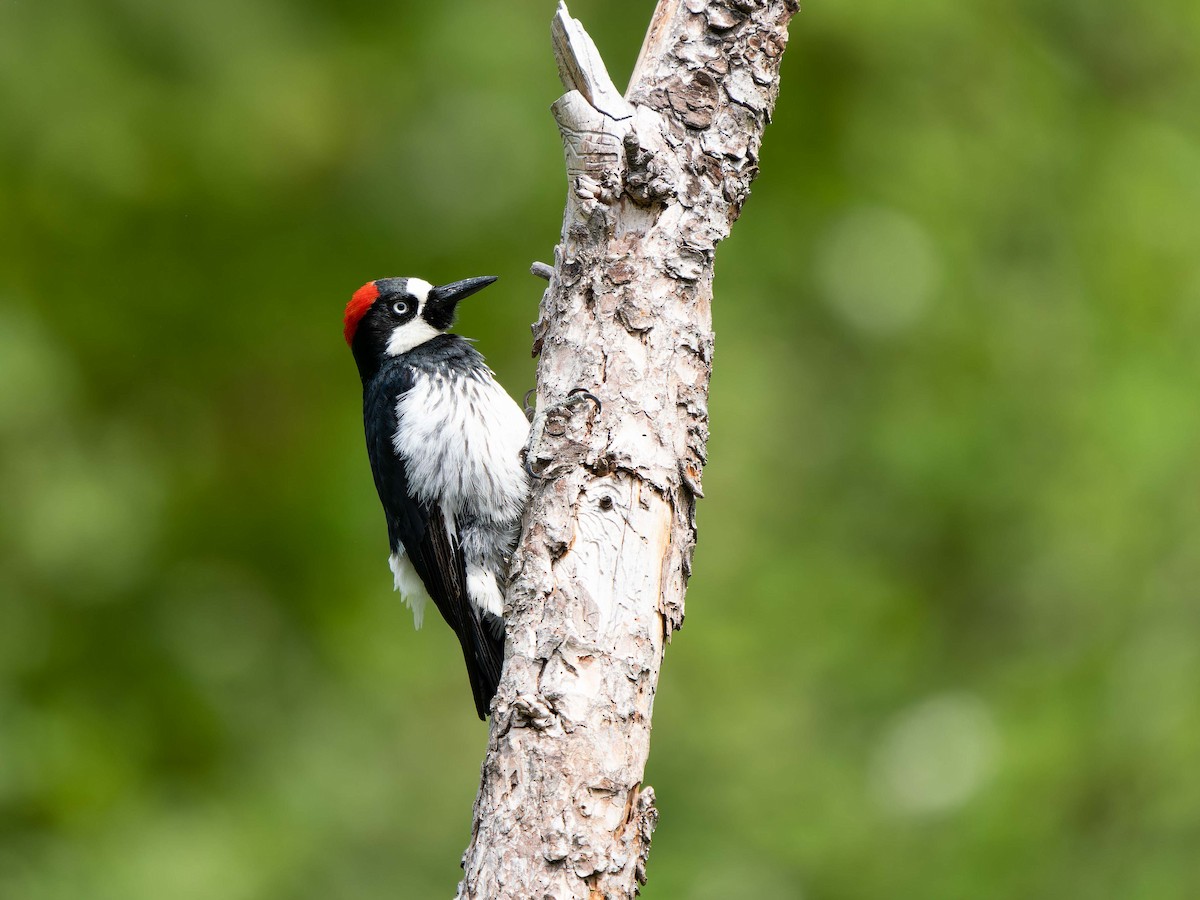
[{"x1": 456, "y1": 2, "x2": 797, "y2": 897}]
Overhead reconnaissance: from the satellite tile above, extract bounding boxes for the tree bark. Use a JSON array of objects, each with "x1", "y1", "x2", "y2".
[{"x1": 456, "y1": 2, "x2": 797, "y2": 897}]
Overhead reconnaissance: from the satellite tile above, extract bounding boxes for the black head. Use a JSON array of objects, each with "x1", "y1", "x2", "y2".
[{"x1": 344, "y1": 275, "x2": 497, "y2": 381}]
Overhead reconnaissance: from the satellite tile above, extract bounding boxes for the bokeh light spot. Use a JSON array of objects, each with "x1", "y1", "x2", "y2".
[
  {"x1": 815, "y1": 206, "x2": 942, "y2": 336},
  {"x1": 869, "y1": 692, "x2": 1000, "y2": 816}
]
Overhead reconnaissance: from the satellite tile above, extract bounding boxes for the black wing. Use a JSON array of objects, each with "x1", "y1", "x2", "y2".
[{"x1": 363, "y1": 363, "x2": 503, "y2": 719}]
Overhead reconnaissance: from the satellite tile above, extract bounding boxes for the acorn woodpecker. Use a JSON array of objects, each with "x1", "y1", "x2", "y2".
[{"x1": 344, "y1": 275, "x2": 530, "y2": 719}]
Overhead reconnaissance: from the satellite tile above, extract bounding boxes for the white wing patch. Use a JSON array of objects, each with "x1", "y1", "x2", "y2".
[{"x1": 388, "y1": 548, "x2": 428, "y2": 629}]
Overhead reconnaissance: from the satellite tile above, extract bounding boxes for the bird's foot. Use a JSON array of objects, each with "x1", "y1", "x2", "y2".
[{"x1": 563, "y1": 387, "x2": 601, "y2": 413}]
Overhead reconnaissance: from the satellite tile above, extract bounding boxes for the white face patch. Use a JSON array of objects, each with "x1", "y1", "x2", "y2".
[
  {"x1": 406, "y1": 278, "x2": 433, "y2": 304},
  {"x1": 385, "y1": 319, "x2": 440, "y2": 356},
  {"x1": 384, "y1": 277, "x2": 439, "y2": 356}
]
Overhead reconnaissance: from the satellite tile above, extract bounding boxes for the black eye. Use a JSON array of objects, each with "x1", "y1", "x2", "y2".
[{"x1": 391, "y1": 300, "x2": 410, "y2": 316}]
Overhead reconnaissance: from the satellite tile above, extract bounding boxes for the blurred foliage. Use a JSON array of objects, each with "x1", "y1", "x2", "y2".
[{"x1": 2, "y1": 0, "x2": 1199, "y2": 897}]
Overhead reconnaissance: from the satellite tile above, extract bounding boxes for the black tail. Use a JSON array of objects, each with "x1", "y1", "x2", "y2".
[
  {"x1": 458, "y1": 610, "x2": 505, "y2": 720},
  {"x1": 401, "y1": 505, "x2": 505, "y2": 719}
]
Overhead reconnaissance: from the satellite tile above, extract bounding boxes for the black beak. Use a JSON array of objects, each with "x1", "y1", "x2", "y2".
[
  {"x1": 424, "y1": 276, "x2": 498, "y2": 329},
  {"x1": 431, "y1": 276, "x2": 498, "y2": 307}
]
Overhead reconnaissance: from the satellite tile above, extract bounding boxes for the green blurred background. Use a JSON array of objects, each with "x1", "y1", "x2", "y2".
[{"x1": 2, "y1": 0, "x2": 1199, "y2": 897}]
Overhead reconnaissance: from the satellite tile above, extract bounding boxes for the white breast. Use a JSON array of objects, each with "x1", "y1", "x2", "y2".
[{"x1": 392, "y1": 370, "x2": 530, "y2": 524}]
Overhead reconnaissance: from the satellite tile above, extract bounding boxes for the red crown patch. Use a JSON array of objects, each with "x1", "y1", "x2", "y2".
[{"x1": 344, "y1": 281, "x2": 380, "y2": 345}]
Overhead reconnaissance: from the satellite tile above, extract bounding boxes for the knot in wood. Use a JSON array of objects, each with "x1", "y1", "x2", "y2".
[
  {"x1": 558, "y1": 258, "x2": 583, "y2": 286},
  {"x1": 544, "y1": 410, "x2": 569, "y2": 437},
  {"x1": 622, "y1": 131, "x2": 677, "y2": 206},
  {"x1": 510, "y1": 693, "x2": 557, "y2": 731}
]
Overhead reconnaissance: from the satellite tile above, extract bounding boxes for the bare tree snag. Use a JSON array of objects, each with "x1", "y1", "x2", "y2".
[{"x1": 456, "y1": 2, "x2": 797, "y2": 897}]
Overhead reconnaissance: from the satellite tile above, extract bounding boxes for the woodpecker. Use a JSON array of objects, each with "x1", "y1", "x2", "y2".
[{"x1": 344, "y1": 275, "x2": 530, "y2": 719}]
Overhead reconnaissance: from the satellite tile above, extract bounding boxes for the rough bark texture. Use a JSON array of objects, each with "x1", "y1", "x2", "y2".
[{"x1": 456, "y1": 2, "x2": 797, "y2": 897}]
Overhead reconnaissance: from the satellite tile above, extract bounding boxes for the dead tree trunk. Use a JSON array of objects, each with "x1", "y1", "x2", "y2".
[{"x1": 457, "y1": 2, "x2": 797, "y2": 897}]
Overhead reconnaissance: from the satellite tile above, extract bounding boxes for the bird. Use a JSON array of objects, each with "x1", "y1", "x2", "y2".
[{"x1": 344, "y1": 275, "x2": 530, "y2": 719}]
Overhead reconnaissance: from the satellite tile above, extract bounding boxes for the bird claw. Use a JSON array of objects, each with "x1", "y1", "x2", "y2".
[
  {"x1": 520, "y1": 388, "x2": 600, "y2": 482},
  {"x1": 564, "y1": 387, "x2": 602, "y2": 414},
  {"x1": 521, "y1": 448, "x2": 547, "y2": 480},
  {"x1": 523, "y1": 388, "x2": 536, "y2": 422}
]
